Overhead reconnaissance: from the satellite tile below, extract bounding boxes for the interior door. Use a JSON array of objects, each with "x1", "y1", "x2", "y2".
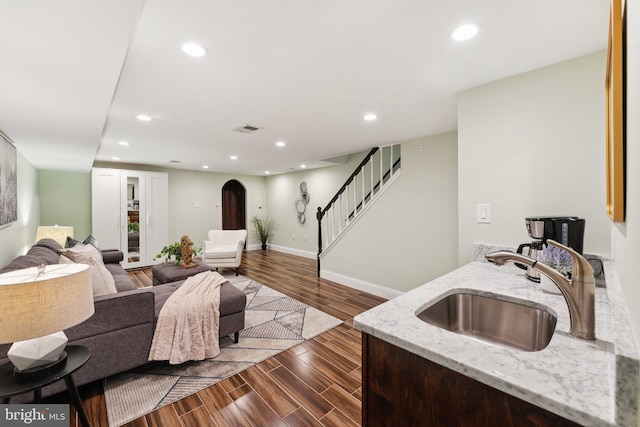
[{"x1": 222, "y1": 180, "x2": 246, "y2": 230}]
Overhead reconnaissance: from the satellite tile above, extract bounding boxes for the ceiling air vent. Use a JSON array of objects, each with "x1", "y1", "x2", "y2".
[
  {"x1": 233, "y1": 124, "x2": 262, "y2": 133},
  {"x1": 169, "y1": 160, "x2": 181, "y2": 163}
]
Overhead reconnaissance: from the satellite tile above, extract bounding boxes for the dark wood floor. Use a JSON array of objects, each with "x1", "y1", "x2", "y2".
[{"x1": 71, "y1": 250, "x2": 386, "y2": 427}]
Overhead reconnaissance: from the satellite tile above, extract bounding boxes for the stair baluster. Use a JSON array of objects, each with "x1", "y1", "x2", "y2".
[{"x1": 316, "y1": 145, "x2": 401, "y2": 276}]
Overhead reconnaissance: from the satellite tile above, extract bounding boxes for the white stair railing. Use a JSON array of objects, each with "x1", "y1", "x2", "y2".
[{"x1": 316, "y1": 144, "x2": 401, "y2": 275}]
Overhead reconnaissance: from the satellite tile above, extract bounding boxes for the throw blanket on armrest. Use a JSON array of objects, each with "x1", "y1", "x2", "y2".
[{"x1": 149, "y1": 271, "x2": 226, "y2": 364}]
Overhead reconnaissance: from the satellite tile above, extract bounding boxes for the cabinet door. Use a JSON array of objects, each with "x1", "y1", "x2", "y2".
[
  {"x1": 92, "y1": 168, "x2": 169, "y2": 268},
  {"x1": 145, "y1": 172, "x2": 169, "y2": 265},
  {"x1": 91, "y1": 168, "x2": 121, "y2": 250}
]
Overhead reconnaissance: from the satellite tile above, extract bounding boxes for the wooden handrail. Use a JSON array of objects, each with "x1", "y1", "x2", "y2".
[{"x1": 317, "y1": 147, "x2": 379, "y2": 220}]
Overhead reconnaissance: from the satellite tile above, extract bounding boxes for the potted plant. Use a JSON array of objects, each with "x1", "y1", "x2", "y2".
[
  {"x1": 250, "y1": 214, "x2": 278, "y2": 250},
  {"x1": 155, "y1": 238, "x2": 202, "y2": 265}
]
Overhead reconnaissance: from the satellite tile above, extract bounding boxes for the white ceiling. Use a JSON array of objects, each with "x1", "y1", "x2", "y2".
[{"x1": 0, "y1": 0, "x2": 609, "y2": 175}]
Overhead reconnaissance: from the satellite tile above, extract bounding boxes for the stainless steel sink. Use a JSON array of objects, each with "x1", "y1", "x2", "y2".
[{"x1": 416, "y1": 291, "x2": 557, "y2": 352}]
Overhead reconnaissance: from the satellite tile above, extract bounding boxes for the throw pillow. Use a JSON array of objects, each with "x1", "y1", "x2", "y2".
[
  {"x1": 61, "y1": 245, "x2": 117, "y2": 297},
  {"x1": 63, "y1": 242, "x2": 102, "y2": 263},
  {"x1": 59, "y1": 254, "x2": 116, "y2": 297},
  {"x1": 65, "y1": 235, "x2": 101, "y2": 252}
]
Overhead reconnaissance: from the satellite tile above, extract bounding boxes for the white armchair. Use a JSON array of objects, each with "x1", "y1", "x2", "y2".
[{"x1": 202, "y1": 229, "x2": 247, "y2": 276}]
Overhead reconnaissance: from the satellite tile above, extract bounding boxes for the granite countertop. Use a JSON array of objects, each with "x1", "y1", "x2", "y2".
[{"x1": 354, "y1": 261, "x2": 639, "y2": 426}]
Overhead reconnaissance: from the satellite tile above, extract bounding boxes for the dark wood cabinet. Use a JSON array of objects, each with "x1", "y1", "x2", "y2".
[{"x1": 361, "y1": 334, "x2": 581, "y2": 427}]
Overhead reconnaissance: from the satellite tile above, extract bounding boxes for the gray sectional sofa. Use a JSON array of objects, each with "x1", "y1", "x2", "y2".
[{"x1": 0, "y1": 238, "x2": 246, "y2": 401}]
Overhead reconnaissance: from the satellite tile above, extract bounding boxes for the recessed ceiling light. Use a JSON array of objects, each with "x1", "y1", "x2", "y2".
[
  {"x1": 265, "y1": 171, "x2": 271, "y2": 175},
  {"x1": 136, "y1": 114, "x2": 152, "y2": 121},
  {"x1": 182, "y1": 42, "x2": 207, "y2": 57},
  {"x1": 363, "y1": 113, "x2": 377, "y2": 121},
  {"x1": 112, "y1": 157, "x2": 120, "y2": 160},
  {"x1": 202, "y1": 165, "x2": 209, "y2": 169},
  {"x1": 451, "y1": 23, "x2": 479, "y2": 41},
  {"x1": 300, "y1": 164, "x2": 307, "y2": 169},
  {"x1": 230, "y1": 155, "x2": 238, "y2": 160},
  {"x1": 276, "y1": 141, "x2": 286, "y2": 147},
  {"x1": 118, "y1": 141, "x2": 129, "y2": 146}
]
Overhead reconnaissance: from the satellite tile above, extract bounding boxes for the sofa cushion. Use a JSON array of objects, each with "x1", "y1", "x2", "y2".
[
  {"x1": 149, "y1": 280, "x2": 246, "y2": 319},
  {"x1": 0, "y1": 239, "x2": 62, "y2": 274},
  {"x1": 148, "y1": 281, "x2": 183, "y2": 319},
  {"x1": 60, "y1": 245, "x2": 117, "y2": 297},
  {"x1": 112, "y1": 272, "x2": 138, "y2": 292},
  {"x1": 25, "y1": 246, "x2": 61, "y2": 264},
  {"x1": 0, "y1": 255, "x2": 47, "y2": 274},
  {"x1": 32, "y1": 238, "x2": 63, "y2": 253}
]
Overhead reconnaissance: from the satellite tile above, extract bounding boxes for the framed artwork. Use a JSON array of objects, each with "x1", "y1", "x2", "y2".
[
  {"x1": 0, "y1": 130, "x2": 17, "y2": 226},
  {"x1": 605, "y1": 0, "x2": 625, "y2": 222}
]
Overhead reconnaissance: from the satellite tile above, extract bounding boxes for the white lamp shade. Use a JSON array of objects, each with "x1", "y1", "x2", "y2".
[
  {"x1": 35, "y1": 225, "x2": 74, "y2": 246},
  {"x1": 0, "y1": 264, "x2": 94, "y2": 344}
]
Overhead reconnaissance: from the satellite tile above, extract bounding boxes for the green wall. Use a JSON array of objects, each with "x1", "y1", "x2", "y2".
[{"x1": 38, "y1": 170, "x2": 92, "y2": 239}]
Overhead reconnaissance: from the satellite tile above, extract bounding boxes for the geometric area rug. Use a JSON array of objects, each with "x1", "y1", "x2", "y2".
[{"x1": 103, "y1": 274, "x2": 343, "y2": 427}]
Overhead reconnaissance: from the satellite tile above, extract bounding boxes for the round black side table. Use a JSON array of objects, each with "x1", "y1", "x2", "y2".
[{"x1": 0, "y1": 345, "x2": 92, "y2": 427}]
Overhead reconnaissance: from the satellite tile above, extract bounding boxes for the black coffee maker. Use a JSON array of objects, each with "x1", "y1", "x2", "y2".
[{"x1": 516, "y1": 216, "x2": 586, "y2": 282}]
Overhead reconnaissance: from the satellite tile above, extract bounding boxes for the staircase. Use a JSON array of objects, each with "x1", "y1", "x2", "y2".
[{"x1": 316, "y1": 144, "x2": 401, "y2": 275}]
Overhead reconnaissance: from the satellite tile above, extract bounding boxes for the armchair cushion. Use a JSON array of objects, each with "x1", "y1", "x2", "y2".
[
  {"x1": 203, "y1": 243, "x2": 240, "y2": 259},
  {"x1": 202, "y1": 230, "x2": 247, "y2": 271}
]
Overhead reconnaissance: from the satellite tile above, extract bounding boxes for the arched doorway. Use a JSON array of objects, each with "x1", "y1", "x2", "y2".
[{"x1": 222, "y1": 180, "x2": 246, "y2": 230}]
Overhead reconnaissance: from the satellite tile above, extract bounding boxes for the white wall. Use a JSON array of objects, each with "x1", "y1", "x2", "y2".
[
  {"x1": 264, "y1": 152, "x2": 368, "y2": 256},
  {"x1": 0, "y1": 152, "x2": 40, "y2": 267},
  {"x1": 612, "y1": 0, "x2": 640, "y2": 354},
  {"x1": 616, "y1": 1, "x2": 640, "y2": 420},
  {"x1": 92, "y1": 162, "x2": 267, "y2": 248},
  {"x1": 165, "y1": 169, "x2": 266, "y2": 246},
  {"x1": 458, "y1": 51, "x2": 610, "y2": 264},
  {"x1": 321, "y1": 132, "x2": 459, "y2": 294}
]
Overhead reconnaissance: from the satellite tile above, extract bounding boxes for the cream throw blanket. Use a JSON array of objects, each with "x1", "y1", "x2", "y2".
[{"x1": 149, "y1": 271, "x2": 226, "y2": 364}]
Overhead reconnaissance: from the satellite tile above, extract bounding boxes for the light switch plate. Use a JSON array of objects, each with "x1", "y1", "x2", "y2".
[{"x1": 477, "y1": 204, "x2": 491, "y2": 224}]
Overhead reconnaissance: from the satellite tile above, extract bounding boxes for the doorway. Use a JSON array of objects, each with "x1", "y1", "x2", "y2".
[{"x1": 222, "y1": 179, "x2": 246, "y2": 230}]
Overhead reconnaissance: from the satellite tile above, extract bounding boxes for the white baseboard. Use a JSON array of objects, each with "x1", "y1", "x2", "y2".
[
  {"x1": 320, "y1": 269, "x2": 402, "y2": 300},
  {"x1": 247, "y1": 244, "x2": 401, "y2": 300},
  {"x1": 246, "y1": 244, "x2": 316, "y2": 260}
]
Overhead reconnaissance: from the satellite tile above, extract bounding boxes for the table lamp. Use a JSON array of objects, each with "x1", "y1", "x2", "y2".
[
  {"x1": 0, "y1": 264, "x2": 93, "y2": 374},
  {"x1": 35, "y1": 225, "x2": 74, "y2": 247}
]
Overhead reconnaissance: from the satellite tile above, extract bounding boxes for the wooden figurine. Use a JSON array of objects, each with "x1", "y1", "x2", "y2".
[{"x1": 179, "y1": 235, "x2": 196, "y2": 268}]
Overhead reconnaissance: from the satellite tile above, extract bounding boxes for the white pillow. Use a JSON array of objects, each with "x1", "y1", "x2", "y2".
[
  {"x1": 60, "y1": 245, "x2": 117, "y2": 297},
  {"x1": 62, "y1": 242, "x2": 103, "y2": 264}
]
